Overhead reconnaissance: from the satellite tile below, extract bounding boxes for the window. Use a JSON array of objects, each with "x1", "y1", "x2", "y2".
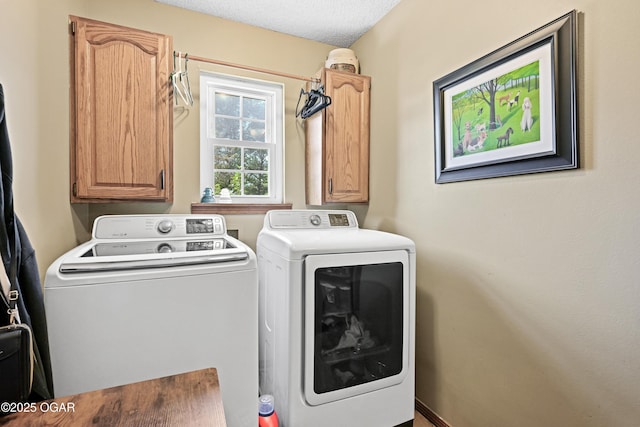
[{"x1": 200, "y1": 72, "x2": 284, "y2": 203}]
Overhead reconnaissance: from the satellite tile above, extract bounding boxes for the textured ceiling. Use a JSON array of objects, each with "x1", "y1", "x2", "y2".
[{"x1": 156, "y1": 0, "x2": 402, "y2": 47}]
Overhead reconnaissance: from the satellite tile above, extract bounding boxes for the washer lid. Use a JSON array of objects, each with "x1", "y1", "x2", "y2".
[
  {"x1": 56, "y1": 214, "x2": 251, "y2": 273},
  {"x1": 58, "y1": 237, "x2": 249, "y2": 273}
]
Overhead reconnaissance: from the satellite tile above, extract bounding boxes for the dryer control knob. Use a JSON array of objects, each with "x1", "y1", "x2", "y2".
[
  {"x1": 309, "y1": 214, "x2": 321, "y2": 226},
  {"x1": 157, "y1": 220, "x2": 174, "y2": 234}
]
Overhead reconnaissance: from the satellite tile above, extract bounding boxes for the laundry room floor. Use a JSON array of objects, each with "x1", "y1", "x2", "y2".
[{"x1": 415, "y1": 410, "x2": 436, "y2": 427}]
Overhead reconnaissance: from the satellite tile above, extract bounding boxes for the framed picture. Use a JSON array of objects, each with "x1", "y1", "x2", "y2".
[{"x1": 433, "y1": 10, "x2": 578, "y2": 183}]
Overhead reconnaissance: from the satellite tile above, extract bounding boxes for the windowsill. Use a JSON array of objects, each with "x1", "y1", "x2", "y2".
[{"x1": 190, "y1": 203, "x2": 293, "y2": 215}]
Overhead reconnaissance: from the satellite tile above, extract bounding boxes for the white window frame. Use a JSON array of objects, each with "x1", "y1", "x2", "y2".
[{"x1": 200, "y1": 71, "x2": 284, "y2": 204}]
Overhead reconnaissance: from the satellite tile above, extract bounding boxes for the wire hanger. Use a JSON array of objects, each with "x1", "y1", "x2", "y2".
[
  {"x1": 171, "y1": 51, "x2": 193, "y2": 106},
  {"x1": 295, "y1": 85, "x2": 331, "y2": 119},
  {"x1": 180, "y1": 53, "x2": 194, "y2": 106}
]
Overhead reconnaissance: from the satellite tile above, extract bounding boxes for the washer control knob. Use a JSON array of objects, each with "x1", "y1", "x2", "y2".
[
  {"x1": 157, "y1": 220, "x2": 174, "y2": 234},
  {"x1": 157, "y1": 243, "x2": 173, "y2": 253},
  {"x1": 309, "y1": 214, "x2": 321, "y2": 226}
]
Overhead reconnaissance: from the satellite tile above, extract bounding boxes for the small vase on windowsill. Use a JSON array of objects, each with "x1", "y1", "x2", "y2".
[{"x1": 200, "y1": 187, "x2": 215, "y2": 203}]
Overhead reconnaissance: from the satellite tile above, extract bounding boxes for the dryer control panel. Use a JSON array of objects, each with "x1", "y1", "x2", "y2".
[{"x1": 265, "y1": 210, "x2": 359, "y2": 230}]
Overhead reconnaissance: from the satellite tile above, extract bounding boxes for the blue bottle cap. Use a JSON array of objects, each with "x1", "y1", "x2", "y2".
[{"x1": 258, "y1": 394, "x2": 275, "y2": 416}]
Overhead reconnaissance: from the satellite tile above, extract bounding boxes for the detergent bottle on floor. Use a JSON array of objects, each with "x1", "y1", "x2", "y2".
[{"x1": 258, "y1": 394, "x2": 279, "y2": 427}]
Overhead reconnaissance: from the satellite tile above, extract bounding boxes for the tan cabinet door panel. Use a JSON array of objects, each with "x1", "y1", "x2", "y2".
[
  {"x1": 305, "y1": 68, "x2": 370, "y2": 205},
  {"x1": 70, "y1": 16, "x2": 173, "y2": 202}
]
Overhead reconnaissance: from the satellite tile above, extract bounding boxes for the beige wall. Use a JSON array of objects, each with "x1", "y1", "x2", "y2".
[
  {"x1": 354, "y1": 0, "x2": 640, "y2": 426},
  {"x1": 3, "y1": 0, "x2": 640, "y2": 426}
]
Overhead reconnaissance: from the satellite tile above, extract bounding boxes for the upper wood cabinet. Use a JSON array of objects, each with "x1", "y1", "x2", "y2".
[
  {"x1": 69, "y1": 16, "x2": 173, "y2": 202},
  {"x1": 305, "y1": 68, "x2": 371, "y2": 205}
]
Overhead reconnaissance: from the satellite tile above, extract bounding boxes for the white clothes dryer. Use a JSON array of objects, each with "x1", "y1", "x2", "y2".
[
  {"x1": 257, "y1": 210, "x2": 416, "y2": 427},
  {"x1": 45, "y1": 214, "x2": 257, "y2": 427}
]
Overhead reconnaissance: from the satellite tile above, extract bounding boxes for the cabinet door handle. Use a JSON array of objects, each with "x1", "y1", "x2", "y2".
[
  {"x1": 328, "y1": 178, "x2": 333, "y2": 195},
  {"x1": 160, "y1": 169, "x2": 165, "y2": 190}
]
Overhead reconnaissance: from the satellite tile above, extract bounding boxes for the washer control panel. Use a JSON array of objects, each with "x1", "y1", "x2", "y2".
[
  {"x1": 266, "y1": 210, "x2": 358, "y2": 230},
  {"x1": 93, "y1": 215, "x2": 227, "y2": 239}
]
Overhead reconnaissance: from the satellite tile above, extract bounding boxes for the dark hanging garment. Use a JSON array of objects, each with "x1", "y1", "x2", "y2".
[{"x1": 0, "y1": 84, "x2": 54, "y2": 401}]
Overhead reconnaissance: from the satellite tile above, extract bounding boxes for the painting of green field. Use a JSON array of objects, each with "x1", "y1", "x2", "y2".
[{"x1": 451, "y1": 61, "x2": 540, "y2": 157}]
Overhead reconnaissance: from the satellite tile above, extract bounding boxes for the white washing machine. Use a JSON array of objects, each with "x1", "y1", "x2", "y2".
[
  {"x1": 257, "y1": 210, "x2": 416, "y2": 427},
  {"x1": 45, "y1": 214, "x2": 257, "y2": 427}
]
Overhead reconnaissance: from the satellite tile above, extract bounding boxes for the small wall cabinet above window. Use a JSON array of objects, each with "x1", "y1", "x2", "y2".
[
  {"x1": 305, "y1": 68, "x2": 371, "y2": 205},
  {"x1": 69, "y1": 16, "x2": 173, "y2": 202}
]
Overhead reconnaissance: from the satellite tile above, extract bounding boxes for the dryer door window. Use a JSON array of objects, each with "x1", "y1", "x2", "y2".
[{"x1": 303, "y1": 250, "x2": 410, "y2": 406}]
